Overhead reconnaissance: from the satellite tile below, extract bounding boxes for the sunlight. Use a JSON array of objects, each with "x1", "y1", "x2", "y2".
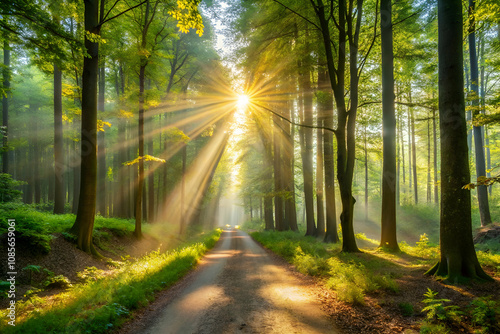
[{"x1": 236, "y1": 94, "x2": 250, "y2": 109}]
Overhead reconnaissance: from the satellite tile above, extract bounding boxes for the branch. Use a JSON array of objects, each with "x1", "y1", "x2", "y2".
[
  {"x1": 271, "y1": 0, "x2": 321, "y2": 30},
  {"x1": 99, "y1": 0, "x2": 148, "y2": 27},
  {"x1": 254, "y1": 102, "x2": 336, "y2": 133}
]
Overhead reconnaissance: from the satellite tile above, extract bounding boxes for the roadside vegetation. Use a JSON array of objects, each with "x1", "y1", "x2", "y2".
[
  {"x1": 0, "y1": 203, "x2": 222, "y2": 333},
  {"x1": 246, "y1": 217, "x2": 500, "y2": 333}
]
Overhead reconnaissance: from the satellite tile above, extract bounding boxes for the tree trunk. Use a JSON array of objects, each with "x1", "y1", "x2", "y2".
[
  {"x1": 70, "y1": 0, "x2": 100, "y2": 256},
  {"x1": 316, "y1": 117, "x2": 325, "y2": 238},
  {"x1": 32, "y1": 105, "x2": 41, "y2": 204},
  {"x1": 316, "y1": 0, "x2": 359, "y2": 252},
  {"x1": 273, "y1": 113, "x2": 284, "y2": 231},
  {"x1": 2, "y1": 40, "x2": 10, "y2": 174},
  {"x1": 427, "y1": 117, "x2": 432, "y2": 202},
  {"x1": 98, "y1": 64, "x2": 106, "y2": 216},
  {"x1": 53, "y1": 64, "x2": 65, "y2": 213},
  {"x1": 426, "y1": 0, "x2": 491, "y2": 282},
  {"x1": 283, "y1": 101, "x2": 296, "y2": 231},
  {"x1": 300, "y1": 66, "x2": 316, "y2": 236},
  {"x1": 135, "y1": 62, "x2": 146, "y2": 238},
  {"x1": 148, "y1": 115, "x2": 155, "y2": 222},
  {"x1": 380, "y1": 0, "x2": 399, "y2": 250},
  {"x1": 433, "y1": 108, "x2": 438, "y2": 204},
  {"x1": 364, "y1": 126, "x2": 368, "y2": 221},
  {"x1": 468, "y1": 0, "x2": 491, "y2": 226},
  {"x1": 410, "y1": 91, "x2": 418, "y2": 204}
]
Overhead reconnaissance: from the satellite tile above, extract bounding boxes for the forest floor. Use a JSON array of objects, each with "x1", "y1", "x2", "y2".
[
  {"x1": 2, "y1": 222, "x2": 499, "y2": 333},
  {"x1": 318, "y1": 249, "x2": 500, "y2": 334}
]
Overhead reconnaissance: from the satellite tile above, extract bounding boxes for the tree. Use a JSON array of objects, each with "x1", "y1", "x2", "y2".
[
  {"x1": 380, "y1": 0, "x2": 399, "y2": 251},
  {"x1": 2, "y1": 39, "x2": 10, "y2": 174},
  {"x1": 468, "y1": 0, "x2": 492, "y2": 226},
  {"x1": 70, "y1": 0, "x2": 101, "y2": 256},
  {"x1": 425, "y1": 0, "x2": 492, "y2": 282}
]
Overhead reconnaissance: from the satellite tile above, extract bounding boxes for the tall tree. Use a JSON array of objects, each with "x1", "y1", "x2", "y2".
[
  {"x1": 70, "y1": 0, "x2": 102, "y2": 255},
  {"x1": 2, "y1": 39, "x2": 10, "y2": 174},
  {"x1": 468, "y1": 0, "x2": 491, "y2": 226},
  {"x1": 53, "y1": 63, "x2": 65, "y2": 214},
  {"x1": 380, "y1": 0, "x2": 399, "y2": 251},
  {"x1": 426, "y1": 0, "x2": 492, "y2": 282}
]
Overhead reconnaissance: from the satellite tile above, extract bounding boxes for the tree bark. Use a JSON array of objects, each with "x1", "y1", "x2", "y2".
[
  {"x1": 98, "y1": 64, "x2": 106, "y2": 216},
  {"x1": 70, "y1": 0, "x2": 100, "y2": 256},
  {"x1": 426, "y1": 0, "x2": 491, "y2": 282},
  {"x1": 468, "y1": 1, "x2": 491, "y2": 226},
  {"x1": 2, "y1": 40, "x2": 10, "y2": 174},
  {"x1": 316, "y1": 0, "x2": 360, "y2": 252},
  {"x1": 273, "y1": 113, "x2": 284, "y2": 231},
  {"x1": 53, "y1": 64, "x2": 65, "y2": 213},
  {"x1": 380, "y1": 0, "x2": 399, "y2": 250}
]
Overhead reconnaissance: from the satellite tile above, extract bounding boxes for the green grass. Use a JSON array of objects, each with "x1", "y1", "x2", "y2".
[
  {"x1": 0, "y1": 203, "x2": 148, "y2": 253},
  {"x1": 251, "y1": 230, "x2": 400, "y2": 305},
  {"x1": 0, "y1": 229, "x2": 222, "y2": 333}
]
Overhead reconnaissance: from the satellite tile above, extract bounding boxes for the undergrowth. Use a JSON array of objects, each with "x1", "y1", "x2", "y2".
[
  {"x1": 0, "y1": 203, "x2": 146, "y2": 253},
  {"x1": 0, "y1": 229, "x2": 222, "y2": 333},
  {"x1": 251, "y1": 231, "x2": 400, "y2": 304}
]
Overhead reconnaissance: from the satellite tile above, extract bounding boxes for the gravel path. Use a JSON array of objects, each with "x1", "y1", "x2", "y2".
[{"x1": 120, "y1": 229, "x2": 339, "y2": 334}]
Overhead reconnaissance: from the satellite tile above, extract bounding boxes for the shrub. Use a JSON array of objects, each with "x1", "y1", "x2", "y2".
[{"x1": 0, "y1": 173, "x2": 24, "y2": 203}]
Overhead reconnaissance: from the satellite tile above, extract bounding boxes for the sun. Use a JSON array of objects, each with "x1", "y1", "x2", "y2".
[{"x1": 236, "y1": 94, "x2": 250, "y2": 109}]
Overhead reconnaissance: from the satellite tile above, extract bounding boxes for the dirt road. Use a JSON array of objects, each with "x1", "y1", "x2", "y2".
[{"x1": 122, "y1": 229, "x2": 339, "y2": 334}]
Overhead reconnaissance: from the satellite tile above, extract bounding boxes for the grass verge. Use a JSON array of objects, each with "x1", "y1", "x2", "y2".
[
  {"x1": 250, "y1": 230, "x2": 402, "y2": 304},
  {"x1": 0, "y1": 229, "x2": 222, "y2": 333}
]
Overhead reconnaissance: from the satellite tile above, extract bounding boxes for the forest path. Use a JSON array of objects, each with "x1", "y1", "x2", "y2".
[{"x1": 120, "y1": 229, "x2": 339, "y2": 334}]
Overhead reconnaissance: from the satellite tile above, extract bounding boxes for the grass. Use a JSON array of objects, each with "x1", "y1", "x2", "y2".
[
  {"x1": 0, "y1": 229, "x2": 222, "y2": 333},
  {"x1": 250, "y1": 230, "x2": 402, "y2": 305},
  {"x1": 0, "y1": 203, "x2": 148, "y2": 253}
]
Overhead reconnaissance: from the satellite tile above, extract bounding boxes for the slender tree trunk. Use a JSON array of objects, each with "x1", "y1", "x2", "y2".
[
  {"x1": 300, "y1": 66, "x2": 316, "y2": 236},
  {"x1": 98, "y1": 64, "x2": 106, "y2": 216},
  {"x1": 468, "y1": 0, "x2": 491, "y2": 226},
  {"x1": 135, "y1": 62, "x2": 146, "y2": 238},
  {"x1": 427, "y1": 117, "x2": 432, "y2": 202},
  {"x1": 364, "y1": 126, "x2": 368, "y2": 221},
  {"x1": 70, "y1": 0, "x2": 101, "y2": 256},
  {"x1": 318, "y1": 68, "x2": 338, "y2": 243},
  {"x1": 407, "y1": 105, "x2": 412, "y2": 200},
  {"x1": 426, "y1": 0, "x2": 491, "y2": 282},
  {"x1": 53, "y1": 64, "x2": 65, "y2": 213},
  {"x1": 135, "y1": 0, "x2": 151, "y2": 237},
  {"x1": 410, "y1": 94, "x2": 418, "y2": 204},
  {"x1": 30, "y1": 105, "x2": 41, "y2": 204},
  {"x1": 273, "y1": 113, "x2": 284, "y2": 231},
  {"x1": 380, "y1": 0, "x2": 399, "y2": 250},
  {"x1": 72, "y1": 140, "x2": 80, "y2": 214},
  {"x1": 317, "y1": 0, "x2": 359, "y2": 252},
  {"x1": 148, "y1": 115, "x2": 155, "y2": 222},
  {"x1": 283, "y1": 100, "x2": 296, "y2": 231},
  {"x1": 2, "y1": 40, "x2": 10, "y2": 174},
  {"x1": 316, "y1": 117, "x2": 325, "y2": 238},
  {"x1": 433, "y1": 108, "x2": 438, "y2": 204}
]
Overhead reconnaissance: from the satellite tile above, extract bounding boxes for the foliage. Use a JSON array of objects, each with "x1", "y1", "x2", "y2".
[
  {"x1": 0, "y1": 229, "x2": 222, "y2": 333},
  {"x1": 251, "y1": 231, "x2": 399, "y2": 305},
  {"x1": 399, "y1": 302, "x2": 414, "y2": 317},
  {"x1": 421, "y1": 288, "x2": 463, "y2": 323},
  {"x1": 0, "y1": 204, "x2": 142, "y2": 253},
  {"x1": 0, "y1": 174, "x2": 24, "y2": 203},
  {"x1": 469, "y1": 297, "x2": 500, "y2": 333},
  {"x1": 420, "y1": 289, "x2": 500, "y2": 333}
]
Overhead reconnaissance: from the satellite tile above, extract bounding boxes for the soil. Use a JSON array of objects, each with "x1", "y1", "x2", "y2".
[{"x1": 1, "y1": 228, "x2": 499, "y2": 333}]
